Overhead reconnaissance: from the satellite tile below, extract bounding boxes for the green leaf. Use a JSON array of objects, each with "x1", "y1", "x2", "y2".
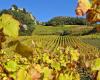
[
  {"x1": 43, "y1": 53, "x2": 49, "y2": 62},
  {"x1": 91, "y1": 58, "x2": 100, "y2": 71},
  {"x1": 9, "y1": 72, "x2": 16, "y2": 80},
  {"x1": 43, "y1": 53, "x2": 52, "y2": 63},
  {"x1": 17, "y1": 68, "x2": 31, "y2": 80},
  {"x1": 70, "y1": 50, "x2": 79, "y2": 62},
  {"x1": 15, "y1": 42, "x2": 33, "y2": 58},
  {"x1": 4, "y1": 60, "x2": 18, "y2": 72},
  {"x1": 59, "y1": 73, "x2": 66, "y2": 80},
  {"x1": 0, "y1": 14, "x2": 20, "y2": 38},
  {"x1": 51, "y1": 61, "x2": 61, "y2": 71},
  {"x1": 42, "y1": 67, "x2": 52, "y2": 79}
]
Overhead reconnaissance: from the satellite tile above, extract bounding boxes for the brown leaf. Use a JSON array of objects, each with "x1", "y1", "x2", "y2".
[{"x1": 76, "y1": 0, "x2": 91, "y2": 16}]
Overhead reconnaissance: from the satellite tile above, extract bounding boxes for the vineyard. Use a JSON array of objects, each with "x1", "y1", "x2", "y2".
[
  {"x1": 82, "y1": 38, "x2": 100, "y2": 50},
  {"x1": 0, "y1": 0, "x2": 100, "y2": 79},
  {"x1": 20, "y1": 35, "x2": 100, "y2": 54},
  {"x1": 0, "y1": 35, "x2": 100, "y2": 80},
  {"x1": 80, "y1": 33, "x2": 100, "y2": 49},
  {"x1": 0, "y1": 17, "x2": 100, "y2": 79},
  {"x1": 33, "y1": 25, "x2": 93, "y2": 35}
]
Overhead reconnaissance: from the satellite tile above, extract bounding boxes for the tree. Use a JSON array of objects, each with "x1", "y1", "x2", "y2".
[
  {"x1": 11, "y1": 4, "x2": 18, "y2": 10},
  {"x1": 0, "y1": 6, "x2": 37, "y2": 35},
  {"x1": 45, "y1": 16, "x2": 89, "y2": 26}
]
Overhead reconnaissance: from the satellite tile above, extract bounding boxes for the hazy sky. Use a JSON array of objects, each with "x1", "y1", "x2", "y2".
[{"x1": 0, "y1": 0, "x2": 78, "y2": 21}]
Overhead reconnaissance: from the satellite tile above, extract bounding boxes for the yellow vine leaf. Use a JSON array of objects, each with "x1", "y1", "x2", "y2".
[{"x1": 0, "y1": 14, "x2": 20, "y2": 38}]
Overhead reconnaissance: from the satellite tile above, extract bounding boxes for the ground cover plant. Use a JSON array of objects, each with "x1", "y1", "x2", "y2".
[
  {"x1": 0, "y1": 0, "x2": 100, "y2": 80},
  {"x1": 0, "y1": 34, "x2": 100, "y2": 80}
]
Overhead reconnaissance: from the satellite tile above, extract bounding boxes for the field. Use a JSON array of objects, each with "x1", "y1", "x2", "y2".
[
  {"x1": 82, "y1": 38, "x2": 100, "y2": 49},
  {"x1": 0, "y1": 1, "x2": 100, "y2": 79},
  {"x1": 19, "y1": 35, "x2": 100, "y2": 55},
  {"x1": 81, "y1": 33, "x2": 100, "y2": 49},
  {"x1": 33, "y1": 25, "x2": 93, "y2": 35},
  {"x1": 0, "y1": 25, "x2": 100, "y2": 80}
]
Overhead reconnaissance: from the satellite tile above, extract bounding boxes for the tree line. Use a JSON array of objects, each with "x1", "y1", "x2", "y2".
[{"x1": 45, "y1": 16, "x2": 91, "y2": 26}]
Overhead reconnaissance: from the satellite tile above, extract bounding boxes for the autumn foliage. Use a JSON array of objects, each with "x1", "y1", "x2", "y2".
[{"x1": 76, "y1": 0, "x2": 100, "y2": 22}]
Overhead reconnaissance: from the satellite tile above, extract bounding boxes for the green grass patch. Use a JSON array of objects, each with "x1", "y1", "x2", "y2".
[{"x1": 32, "y1": 25, "x2": 93, "y2": 35}]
